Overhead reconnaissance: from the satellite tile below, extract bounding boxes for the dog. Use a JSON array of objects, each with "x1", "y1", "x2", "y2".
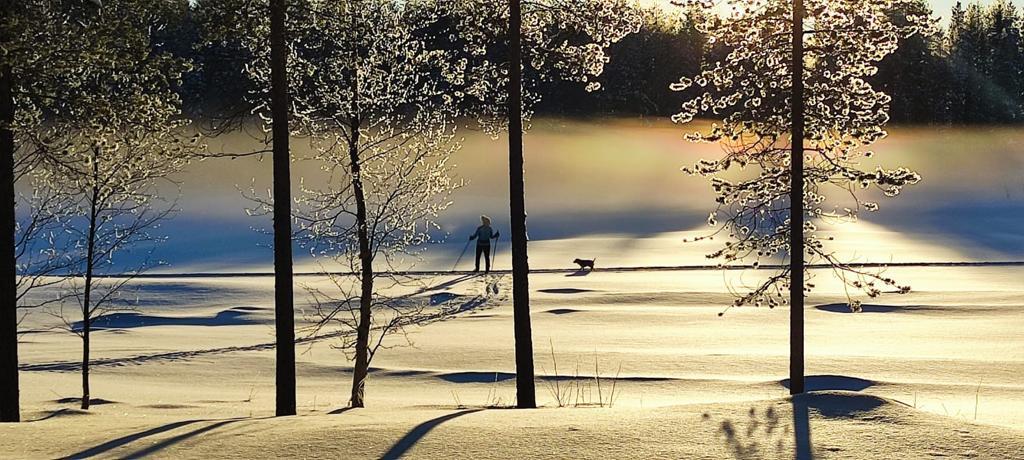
[{"x1": 572, "y1": 258, "x2": 596, "y2": 271}]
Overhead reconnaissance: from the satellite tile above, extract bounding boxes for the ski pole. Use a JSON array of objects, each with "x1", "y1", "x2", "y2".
[
  {"x1": 451, "y1": 239, "x2": 471, "y2": 272},
  {"x1": 492, "y1": 234, "x2": 500, "y2": 272}
]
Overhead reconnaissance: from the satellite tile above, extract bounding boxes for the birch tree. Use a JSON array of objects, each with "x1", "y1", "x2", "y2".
[
  {"x1": 289, "y1": 0, "x2": 465, "y2": 409},
  {"x1": 1, "y1": 0, "x2": 162, "y2": 422},
  {"x1": 23, "y1": 0, "x2": 195, "y2": 410},
  {"x1": 672, "y1": 0, "x2": 925, "y2": 392},
  {"x1": 215, "y1": 0, "x2": 465, "y2": 408}
]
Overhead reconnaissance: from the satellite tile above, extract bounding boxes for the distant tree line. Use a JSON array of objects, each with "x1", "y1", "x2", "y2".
[
  {"x1": 554, "y1": 0, "x2": 1024, "y2": 124},
  {"x1": 168, "y1": 1, "x2": 1024, "y2": 124},
  {"x1": 200, "y1": 0, "x2": 1024, "y2": 124},
  {"x1": 874, "y1": 0, "x2": 1024, "y2": 124}
]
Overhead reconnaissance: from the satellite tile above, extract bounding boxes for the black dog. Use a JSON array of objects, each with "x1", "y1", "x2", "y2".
[{"x1": 573, "y1": 258, "x2": 596, "y2": 270}]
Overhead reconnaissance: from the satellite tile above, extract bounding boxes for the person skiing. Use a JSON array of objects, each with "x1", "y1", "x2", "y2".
[{"x1": 470, "y1": 215, "x2": 500, "y2": 273}]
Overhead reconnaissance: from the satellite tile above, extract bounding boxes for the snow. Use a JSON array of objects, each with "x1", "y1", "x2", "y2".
[
  {"x1": 4, "y1": 120, "x2": 1023, "y2": 457},
  {"x1": 4, "y1": 261, "x2": 1024, "y2": 458}
]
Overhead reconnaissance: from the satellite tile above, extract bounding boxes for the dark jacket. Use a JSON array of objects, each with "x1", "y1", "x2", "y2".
[{"x1": 470, "y1": 225, "x2": 499, "y2": 246}]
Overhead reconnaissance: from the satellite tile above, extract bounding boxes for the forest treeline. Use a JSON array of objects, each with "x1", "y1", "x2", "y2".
[{"x1": 173, "y1": 0, "x2": 1024, "y2": 124}]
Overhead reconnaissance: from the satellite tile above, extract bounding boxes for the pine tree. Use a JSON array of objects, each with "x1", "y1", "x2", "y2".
[
  {"x1": 268, "y1": 0, "x2": 297, "y2": 417},
  {"x1": 673, "y1": 0, "x2": 925, "y2": 392},
  {"x1": 875, "y1": 1, "x2": 951, "y2": 124},
  {"x1": 195, "y1": 0, "x2": 296, "y2": 416},
  {"x1": 444, "y1": 0, "x2": 639, "y2": 408},
  {"x1": 986, "y1": 0, "x2": 1024, "y2": 122},
  {"x1": 506, "y1": 0, "x2": 536, "y2": 409},
  {"x1": 0, "y1": 7, "x2": 18, "y2": 423}
]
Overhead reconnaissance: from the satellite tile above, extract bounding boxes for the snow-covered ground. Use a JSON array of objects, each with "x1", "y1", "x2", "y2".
[
  {"x1": 4, "y1": 120, "x2": 1023, "y2": 458},
  {"x1": 4, "y1": 261, "x2": 1024, "y2": 458}
]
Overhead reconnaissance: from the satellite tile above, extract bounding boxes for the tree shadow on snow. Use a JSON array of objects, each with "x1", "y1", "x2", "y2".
[
  {"x1": 438, "y1": 372, "x2": 517, "y2": 384},
  {"x1": 707, "y1": 404, "x2": 792, "y2": 459},
  {"x1": 436, "y1": 371, "x2": 674, "y2": 384},
  {"x1": 412, "y1": 274, "x2": 479, "y2": 297},
  {"x1": 779, "y1": 375, "x2": 875, "y2": 393},
  {"x1": 793, "y1": 398, "x2": 812, "y2": 460},
  {"x1": 71, "y1": 307, "x2": 263, "y2": 332},
  {"x1": 60, "y1": 417, "x2": 259, "y2": 459},
  {"x1": 544, "y1": 308, "x2": 582, "y2": 315},
  {"x1": 380, "y1": 409, "x2": 483, "y2": 459},
  {"x1": 28, "y1": 408, "x2": 89, "y2": 422},
  {"x1": 52, "y1": 397, "x2": 118, "y2": 405},
  {"x1": 538, "y1": 288, "x2": 596, "y2": 294},
  {"x1": 708, "y1": 392, "x2": 889, "y2": 459},
  {"x1": 814, "y1": 303, "x2": 943, "y2": 314},
  {"x1": 23, "y1": 292, "x2": 494, "y2": 373},
  {"x1": 795, "y1": 392, "x2": 886, "y2": 419}
]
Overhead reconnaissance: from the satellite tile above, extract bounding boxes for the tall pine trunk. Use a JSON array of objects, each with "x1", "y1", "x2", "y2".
[
  {"x1": 0, "y1": 61, "x2": 20, "y2": 423},
  {"x1": 347, "y1": 115, "x2": 373, "y2": 409},
  {"x1": 507, "y1": 0, "x2": 536, "y2": 409},
  {"x1": 269, "y1": 0, "x2": 296, "y2": 417},
  {"x1": 789, "y1": 0, "x2": 806, "y2": 396}
]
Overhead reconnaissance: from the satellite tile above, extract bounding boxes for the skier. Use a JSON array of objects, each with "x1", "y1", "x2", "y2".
[{"x1": 470, "y1": 215, "x2": 500, "y2": 273}]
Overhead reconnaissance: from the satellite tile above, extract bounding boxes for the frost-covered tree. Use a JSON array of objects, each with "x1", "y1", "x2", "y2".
[
  {"x1": 672, "y1": 0, "x2": 925, "y2": 392},
  {"x1": 287, "y1": 0, "x2": 465, "y2": 409},
  {"x1": 210, "y1": 0, "x2": 466, "y2": 408},
  {"x1": 1, "y1": 0, "x2": 177, "y2": 422},
  {"x1": 19, "y1": 0, "x2": 195, "y2": 410},
  {"x1": 440, "y1": 0, "x2": 642, "y2": 130},
  {"x1": 204, "y1": 0, "x2": 638, "y2": 408},
  {"x1": 40, "y1": 127, "x2": 192, "y2": 411},
  {"x1": 14, "y1": 187, "x2": 78, "y2": 315}
]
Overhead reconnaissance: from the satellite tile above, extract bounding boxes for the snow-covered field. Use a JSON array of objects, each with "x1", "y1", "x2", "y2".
[
  {"x1": 3, "y1": 120, "x2": 1023, "y2": 458},
  {"x1": 4, "y1": 261, "x2": 1024, "y2": 458}
]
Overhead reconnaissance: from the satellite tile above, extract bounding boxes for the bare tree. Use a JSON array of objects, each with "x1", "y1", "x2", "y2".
[
  {"x1": 673, "y1": 0, "x2": 926, "y2": 393},
  {"x1": 40, "y1": 133, "x2": 188, "y2": 409},
  {"x1": 241, "y1": 0, "x2": 465, "y2": 408},
  {"x1": 0, "y1": 0, "x2": 148, "y2": 422},
  {"x1": 22, "y1": 0, "x2": 195, "y2": 409}
]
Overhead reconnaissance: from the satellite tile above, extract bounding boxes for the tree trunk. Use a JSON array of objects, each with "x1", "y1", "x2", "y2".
[
  {"x1": 0, "y1": 61, "x2": 20, "y2": 423},
  {"x1": 81, "y1": 155, "x2": 100, "y2": 411},
  {"x1": 269, "y1": 0, "x2": 297, "y2": 417},
  {"x1": 507, "y1": 0, "x2": 536, "y2": 409},
  {"x1": 346, "y1": 116, "x2": 373, "y2": 409},
  {"x1": 789, "y1": 0, "x2": 806, "y2": 396},
  {"x1": 344, "y1": 83, "x2": 376, "y2": 405}
]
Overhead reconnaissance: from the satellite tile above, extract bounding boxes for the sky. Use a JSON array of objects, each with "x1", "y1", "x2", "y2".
[
  {"x1": 644, "y1": 0, "x2": 1024, "y2": 24},
  {"x1": 930, "y1": 0, "x2": 1024, "y2": 15}
]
